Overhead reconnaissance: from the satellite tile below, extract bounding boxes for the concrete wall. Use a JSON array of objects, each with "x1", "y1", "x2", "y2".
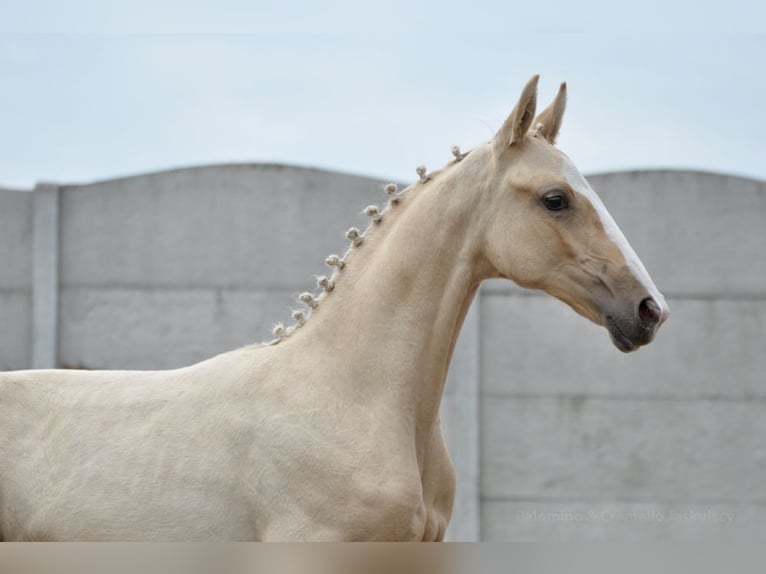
[
  {"x1": 56, "y1": 165, "x2": 389, "y2": 369},
  {"x1": 479, "y1": 171, "x2": 766, "y2": 540},
  {"x1": 0, "y1": 188, "x2": 32, "y2": 371},
  {"x1": 1, "y1": 166, "x2": 764, "y2": 540}
]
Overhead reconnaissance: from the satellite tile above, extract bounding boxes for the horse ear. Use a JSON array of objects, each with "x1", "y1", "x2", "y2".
[
  {"x1": 493, "y1": 74, "x2": 539, "y2": 154},
  {"x1": 533, "y1": 81, "x2": 567, "y2": 144}
]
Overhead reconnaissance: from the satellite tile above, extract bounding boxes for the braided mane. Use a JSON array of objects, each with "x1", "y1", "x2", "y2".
[{"x1": 268, "y1": 145, "x2": 472, "y2": 345}]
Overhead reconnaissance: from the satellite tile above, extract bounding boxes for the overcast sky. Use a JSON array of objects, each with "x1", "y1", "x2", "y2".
[{"x1": 1, "y1": 2, "x2": 764, "y2": 188}]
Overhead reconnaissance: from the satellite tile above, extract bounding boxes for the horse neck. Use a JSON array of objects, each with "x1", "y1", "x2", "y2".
[{"x1": 297, "y1": 147, "x2": 493, "y2": 461}]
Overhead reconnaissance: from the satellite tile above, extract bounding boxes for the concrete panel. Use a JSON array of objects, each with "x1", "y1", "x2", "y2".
[
  {"x1": 481, "y1": 295, "x2": 766, "y2": 399},
  {"x1": 31, "y1": 184, "x2": 59, "y2": 369},
  {"x1": 0, "y1": 189, "x2": 32, "y2": 289},
  {"x1": 481, "y1": 397, "x2": 766, "y2": 501},
  {"x1": 441, "y1": 300, "x2": 481, "y2": 541},
  {"x1": 482, "y1": 500, "x2": 766, "y2": 541},
  {"x1": 588, "y1": 171, "x2": 766, "y2": 297},
  {"x1": 483, "y1": 171, "x2": 766, "y2": 298},
  {"x1": 58, "y1": 287, "x2": 298, "y2": 370},
  {"x1": 60, "y1": 165, "x2": 394, "y2": 289},
  {"x1": 0, "y1": 291, "x2": 31, "y2": 371}
]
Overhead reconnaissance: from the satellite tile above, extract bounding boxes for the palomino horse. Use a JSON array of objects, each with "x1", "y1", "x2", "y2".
[{"x1": 0, "y1": 76, "x2": 668, "y2": 541}]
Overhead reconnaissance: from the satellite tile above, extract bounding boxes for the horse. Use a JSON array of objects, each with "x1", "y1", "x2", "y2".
[{"x1": 0, "y1": 76, "x2": 668, "y2": 541}]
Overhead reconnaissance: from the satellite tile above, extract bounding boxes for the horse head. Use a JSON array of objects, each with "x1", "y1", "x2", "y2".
[{"x1": 481, "y1": 75, "x2": 669, "y2": 351}]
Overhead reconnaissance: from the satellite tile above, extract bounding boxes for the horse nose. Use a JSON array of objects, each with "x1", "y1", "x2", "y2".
[{"x1": 638, "y1": 297, "x2": 663, "y2": 330}]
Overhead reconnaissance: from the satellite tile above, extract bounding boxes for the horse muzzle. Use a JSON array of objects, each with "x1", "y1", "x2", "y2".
[{"x1": 605, "y1": 296, "x2": 669, "y2": 353}]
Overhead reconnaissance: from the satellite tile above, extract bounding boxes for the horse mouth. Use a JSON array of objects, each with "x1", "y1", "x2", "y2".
[{"x1": 606, "y1": 316, "x2": 637, "y2": 353}]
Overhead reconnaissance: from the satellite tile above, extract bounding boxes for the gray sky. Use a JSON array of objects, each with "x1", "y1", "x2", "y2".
[{"x1": 1, "y1": 2, "x2": 765, "y2": 188}]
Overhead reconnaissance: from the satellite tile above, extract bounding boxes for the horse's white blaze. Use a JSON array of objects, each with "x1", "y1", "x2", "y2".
[{"x1": 561, "y1": 156, "x2": 669, "y2": 314}]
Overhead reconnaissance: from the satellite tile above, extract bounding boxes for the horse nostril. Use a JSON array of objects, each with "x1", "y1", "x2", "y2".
[{"x1": 638, "y1": 297, "x2": 662, "y2": 329}]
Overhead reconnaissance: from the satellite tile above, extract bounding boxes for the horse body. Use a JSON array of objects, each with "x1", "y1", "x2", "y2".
[
  {"x1": 0, "y1": 76, "x2": 668, "y2": 541},
  {"x1": 1, "y1": 337, "x2": 453, "y2": 540},
  {"x1": 1, "y1": 362, "x2": 258, "y2": 540}
]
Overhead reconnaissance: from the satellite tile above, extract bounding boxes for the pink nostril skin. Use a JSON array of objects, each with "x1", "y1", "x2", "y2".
[{"x1": 638, "y1": 297, "x2": 663, "y2": 330}]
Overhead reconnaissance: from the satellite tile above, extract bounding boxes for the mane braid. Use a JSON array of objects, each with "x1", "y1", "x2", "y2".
[{"x1": 265, "y1": 145, "x2": 473, "y2": 346}]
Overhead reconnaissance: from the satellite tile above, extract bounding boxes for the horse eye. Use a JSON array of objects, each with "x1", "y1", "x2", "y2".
[{"x1": 542, "y1": 194, "x2": 568, "y2": 211}]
